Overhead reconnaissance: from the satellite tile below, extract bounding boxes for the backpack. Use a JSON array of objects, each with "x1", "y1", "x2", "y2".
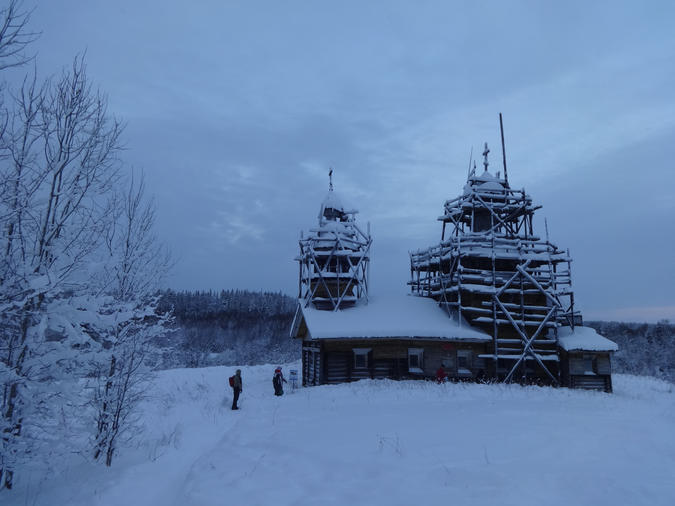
[{"x1": 229, "y1": 375, "x2": 235, "y2": 387}]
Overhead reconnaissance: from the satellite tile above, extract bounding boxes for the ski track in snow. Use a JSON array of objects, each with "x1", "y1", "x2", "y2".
[{"x1": 6, "y1": 364, "x2": 675, "y2": 506}]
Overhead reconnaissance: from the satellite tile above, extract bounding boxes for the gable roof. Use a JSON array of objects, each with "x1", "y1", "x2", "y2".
[
  {"x1": 558, "y1": 326, "x2": 619, "y2": 352},
  {"x1": 291, "y1": 295, "x2": 491, "y2": 342}
]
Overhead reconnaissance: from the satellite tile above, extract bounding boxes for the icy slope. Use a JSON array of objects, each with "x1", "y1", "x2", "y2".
[{"x1": 7, "y1": 365, "x2": 675, "y2": 506}]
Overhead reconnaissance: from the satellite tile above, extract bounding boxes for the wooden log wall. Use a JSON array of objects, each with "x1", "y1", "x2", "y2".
[
  {"x1": 319, "y1": 339, "x2": 488, "y2": 383},
  {"x1": 302, "y1": 340, "x2": 322, "y2": 386},
  {"x1": 559, "y1": 350, "x2": 613, "y2": 392}
]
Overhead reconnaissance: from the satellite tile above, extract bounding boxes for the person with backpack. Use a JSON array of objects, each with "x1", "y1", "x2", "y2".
[
  {"x1": 273, "y1": 367, "x2": 287, "y2": 396},
  {"x1": 230, "y1": 369, "x2": 242, "y2": 410}
]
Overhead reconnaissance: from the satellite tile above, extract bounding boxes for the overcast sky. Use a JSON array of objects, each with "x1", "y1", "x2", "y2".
[{"x1": 16, "y1": 1, "x2": 675, "y2": 322}]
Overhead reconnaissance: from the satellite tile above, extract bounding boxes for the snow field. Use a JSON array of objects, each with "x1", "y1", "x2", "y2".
[{"x1": 7, "y1": 364, "x2": 675, "y2": 506}]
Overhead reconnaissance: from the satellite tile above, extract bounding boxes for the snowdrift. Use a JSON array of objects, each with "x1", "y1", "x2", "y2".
[{"x1": 7, "y1": 364, "x2": 675, "y2": 506}]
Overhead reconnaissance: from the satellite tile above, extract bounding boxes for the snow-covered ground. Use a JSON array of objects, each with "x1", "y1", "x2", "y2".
[{"x1": 7, "y1": 364, "x2": 675, "y2": 506}]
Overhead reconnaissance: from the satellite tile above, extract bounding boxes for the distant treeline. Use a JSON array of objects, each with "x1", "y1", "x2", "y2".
[
  {"x1": 154, "y1": 290, "x2": 675, "y2": 383},
  {"x1": 587, "y1": 320, "x2": 675, "y2": 383},
  {"x1": 156, "y1": 289, "x2": 299, "y2": 368}
]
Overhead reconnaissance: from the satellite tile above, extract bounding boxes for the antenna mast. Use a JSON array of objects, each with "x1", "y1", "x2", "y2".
[
  {"x1": 499, "y1": 112, "x2": 509, "y2": 185},
  {"x1": 328, "y1": 167, "x2": 333, "y2": 191}
]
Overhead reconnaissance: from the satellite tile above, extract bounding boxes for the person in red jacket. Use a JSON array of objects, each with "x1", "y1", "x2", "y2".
[{"x1": 436, "y1": 365, "x2": 448, "y2": 384}]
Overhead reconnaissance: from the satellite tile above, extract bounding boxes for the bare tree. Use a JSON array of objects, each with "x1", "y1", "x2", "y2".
[
  {"x1": 0, "y1": 1, "x2": 38, "y2": 71},
  {"x1": 1, "y1": 71, "x2": 45, "y2": 282},
  {"x1": 91, "y1": 174, "x2": 172, "y2": 466},
  {"x1": 103, "y1": 173, "x2": 172, "y2": 301}
]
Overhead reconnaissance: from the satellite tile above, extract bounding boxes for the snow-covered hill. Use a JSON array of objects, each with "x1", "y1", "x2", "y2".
[{"x1": 7, "y1": 365, "x2": 675, "y2": 506}]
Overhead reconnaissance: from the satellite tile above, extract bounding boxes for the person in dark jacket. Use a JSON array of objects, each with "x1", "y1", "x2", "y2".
[
  {"x1": 232, "y1": 369, "x2": 242, "y2": 410},
  {"x1": 273, "y1": 367, "x2": 287, "y2": 396}
]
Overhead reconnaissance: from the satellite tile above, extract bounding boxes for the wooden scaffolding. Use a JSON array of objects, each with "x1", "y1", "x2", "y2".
[
  {"x1": 409, "y1": 117, "x2": 580, "y2": 384},
  {"x1": 297, "y1": 171, "x2": 372, "y2": 311}
]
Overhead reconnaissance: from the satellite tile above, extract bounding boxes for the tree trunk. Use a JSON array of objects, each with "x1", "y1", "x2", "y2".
[
  {"x1": 94, "y1": 355, "x2": 116, "y2": 461},
  {"x1": 105, "y1": 439, "x2": 114, "y2": 467}
]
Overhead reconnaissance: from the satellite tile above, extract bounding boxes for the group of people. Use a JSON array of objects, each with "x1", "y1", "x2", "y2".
[
  {"x1": 229, "y1": 366, "x2": 288, "y2": 410},
  {"x1": 231, "y1": 365, "x2": 449, "y2": 409}
]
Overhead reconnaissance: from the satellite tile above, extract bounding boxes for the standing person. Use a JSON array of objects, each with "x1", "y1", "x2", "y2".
[
  {"x1": 273, "y1": 367, "x2": 287, "y2": 396},
  {"x1": 231, "y1": 369, "x2": 242, "y2": 410},
  {"x1": 436, "y1": 365, "x2": 448, "y2": 384}
]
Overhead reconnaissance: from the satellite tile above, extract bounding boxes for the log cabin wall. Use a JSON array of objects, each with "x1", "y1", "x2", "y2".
[
  {"x1": 560, "y1": 350, "x2": 613, "y2": 392},
  {"x1": 301, "y1": 335, "x2": 613, "y2": 391},
  {"x1": 302, "y1": 339, "x2": 322, "y2": 386},
  {"x1": 318, "y1": 339, "x2": 488, "y2": 384}
]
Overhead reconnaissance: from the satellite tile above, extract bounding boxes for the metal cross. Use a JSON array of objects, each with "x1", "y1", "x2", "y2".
[{"x1": 483, "y1": 142, "x2": 490, "y2": 172}]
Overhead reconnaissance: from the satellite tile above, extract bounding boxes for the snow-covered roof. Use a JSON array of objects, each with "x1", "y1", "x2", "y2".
[
  {"x1": 474, "y1": 170, "x2": 500, "y2": 183},
  {"x1": 318, "y1": 190, "x2": 358, "y2": 222},
  {"x1": 294, "y1": 295, "x2": 491, "y2": 341},
  {"x1": 558, "y1": 326, "x2": 619, "y2": 352},
  {"x1": 321, "y1": 190, "x2": 345, "y2": 212},
  {"x1": 479, "y1": 181, "x2": 506, "y2": 191},
  {"x1": 462, "y1": 171, "x2": 508, "y2": 195}
]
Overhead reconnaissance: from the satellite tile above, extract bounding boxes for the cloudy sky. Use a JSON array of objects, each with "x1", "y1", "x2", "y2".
[{"x1": 17, "y1": 1, "x2": 675, "y2": 321}]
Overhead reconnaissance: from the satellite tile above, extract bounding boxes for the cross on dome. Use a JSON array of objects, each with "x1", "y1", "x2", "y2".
[{"x1": 482, "y1": 142, "x2": 490, "y2": 172}]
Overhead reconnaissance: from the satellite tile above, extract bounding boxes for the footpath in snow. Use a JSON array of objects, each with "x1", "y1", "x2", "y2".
[{"x1": 7, "y1": 364, "x2": 675, "y2": 506}]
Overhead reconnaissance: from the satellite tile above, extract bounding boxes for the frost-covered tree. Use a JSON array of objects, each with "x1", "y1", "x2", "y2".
[
  {"x1": 156, "y1": 289, "x2": 298, "y2": 368},
  {"x1": 89, "y1": 297, "x2": 171, "y2": 467},
  {"x1": 0, "y1": 2, "x2": 172, "y2": 487},
  {"x1": 0, "y1": 54, "x2": 122, "y2": 488},
  {"x1": 89, "y1": 174, "x2": 172, "y2": 466}
]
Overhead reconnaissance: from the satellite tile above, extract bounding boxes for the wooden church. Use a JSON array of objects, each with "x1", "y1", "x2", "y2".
[{"x1": 291, "y1": 119, "x2": 617, "y2": 392}]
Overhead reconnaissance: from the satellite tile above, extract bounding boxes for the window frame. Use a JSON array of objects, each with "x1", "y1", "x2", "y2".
[
  {"x1": 582, "y1": 353, "x2": 598, "y2": 374},
  {"x1": 408, "y1": 348, "x2": 424, "y2": 374},
  {"x1": 353, "y1": 348, "x2": 371, "y2": 370},
  {"x1": 457, "y1": 349, "x2": 473, "y2": 376}
]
